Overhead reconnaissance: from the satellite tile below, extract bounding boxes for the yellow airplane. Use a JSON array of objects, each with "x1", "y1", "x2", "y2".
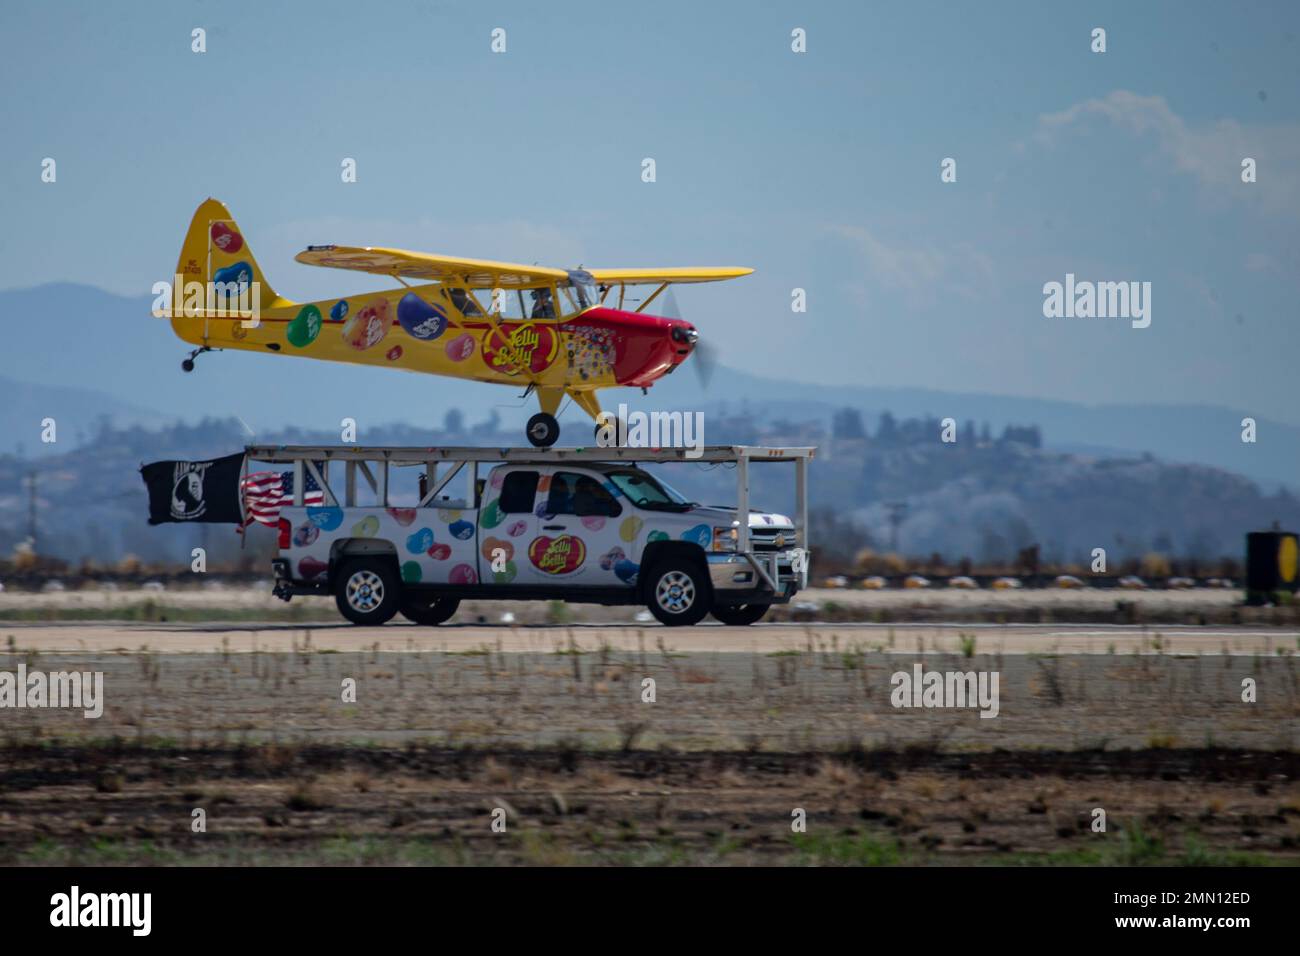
[{"x1": 163, "y1": 198, "x2": 752, "y2": 446}]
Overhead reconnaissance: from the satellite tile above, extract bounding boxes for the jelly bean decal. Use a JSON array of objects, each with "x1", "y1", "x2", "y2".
[
  {"x1": 449, "y1": 563, "x2": 477, "y2": 584},
  {"x1": 329, "y1": 299, "x2": 349, "y2": 322},
  {"x1": 401, "y1": 561, "x2": 422, "y2": 583},
  {"x1": 386, "y1": 345, "x2": 403, "y2": 361},
  {"x1": 646, "y1": 530, "x2": 668, "y2": 543},
  {"x1": 212, "y1": 261, "x2": 253, "y2": 290},
  {"x1": 614, "y1": 559, "x2": 640, "y2": 585},
  {"x1": 506, "y1": 519, "x2": 528, "y2": 537},
  {"x1": 210, "y1": 221, "x2": 244, "y2": 254},
  {"x1": 307, "y1": 506, "x2": 344, "y2": 531},
  {"x1": 298, "y1": 556, "x2": 329, "y2": 580},
  {"x1": 396, "y1": 292, "x2": 448, "y2": 341},
  {"x1": 481, "y1": 321, "x2": 559, "y2": 376},
  {"x1": 681, "y1": 524, "x2": 712, "y2": 549},
  {"x1": 528, "y1": 534, "x2": 586, "y2": 575},
  {"x1": 581, "y1": 515, "x2": 606, "y2": 532},
  {"x1": 286, "y1": 304, "x2": 323, "y2": 348},
  {"x1": 352, "y1": 514, "x2": 380, "y2": 537},
  {"x1": 445, "y1": 333, "x2": 475, "y2": 362},
  {"x1": 493, "y1": 560, "x2": 518, "y2": 584},
  {"x1": 449, "y1": 519, "x2": 475, "y2": 540},
  {"x1": 599, "y1": 546, "x2": 626, "y2": 570},
  {"x1": 292, "y1": 522, "x2": 319, "y2": 547},
  {"x1": 427, "y1": 543, "x2": 452, "y2": 560},
  {"x1": 406, "y1": 527, "x2": 434, "y2": 554},
  {"x1": 436, "y1": 508, "x2": 462, "y2": 522},
  {"x1": 386, "y1": 507, "x2": 417, "y2": 526},
  {"x1": 478, "y1": 499, "x2": 504, "y2": 529},
  {"x1": 342, "y1": 298, "x2": 390, "y2": 351},
  {"x1": 480, "y1": 536, "x2": 514, "y2": 562},
  {"x1": 619, "y1": 515, "x2": 643, "y2": 542},
  {"x1": 489, "y1": 470, "x2": 506, "y2": 489}
]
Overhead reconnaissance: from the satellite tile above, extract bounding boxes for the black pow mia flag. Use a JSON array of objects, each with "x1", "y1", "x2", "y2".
[{"x1": 140, "y1": 453, "x2": 244, "y2": 525}]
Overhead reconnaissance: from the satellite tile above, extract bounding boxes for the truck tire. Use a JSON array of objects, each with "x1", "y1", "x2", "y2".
[
  {"x1": 399, "y1": 595, "x2": 460, "y2": 626},
  {"x1": 334, "y1": 558, "x2": 400, "y2": 626},
  {"x1": 645, "y1": 558, "x2": 710, "y2": 626},
  {"x1": 711, "y1": 603, "x2": 769, "y2": 626}
]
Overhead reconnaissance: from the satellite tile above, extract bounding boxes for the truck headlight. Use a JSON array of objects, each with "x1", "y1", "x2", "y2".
[{"x1": 712, "y1": 527, "x2": 738, "y2": 552}]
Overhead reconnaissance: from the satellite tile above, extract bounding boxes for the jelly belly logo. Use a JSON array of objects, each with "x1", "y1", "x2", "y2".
[
  {"x1": 482, "y1": 322, "x2": 558, "y2": 376},
  {"x1": 528, "y1": 534, "x2": 585, "y2": 574}
]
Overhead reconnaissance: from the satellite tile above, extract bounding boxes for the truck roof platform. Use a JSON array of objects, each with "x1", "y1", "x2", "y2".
[{"x1": 244, "y1": 444, "x2": 815, "y2": 465}]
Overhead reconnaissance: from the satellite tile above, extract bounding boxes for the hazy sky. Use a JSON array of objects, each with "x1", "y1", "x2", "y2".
[{"x1": 2, "y1": 0, "x2": 1297, "y2": 422}]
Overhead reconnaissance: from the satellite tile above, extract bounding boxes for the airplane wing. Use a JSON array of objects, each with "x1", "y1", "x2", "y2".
[
  {"x1": 586, "y1": 267, "x2": 753, "y2": 285},
  {"x1": 294, "y1": 245, "x2": 569, "y2": 288}
]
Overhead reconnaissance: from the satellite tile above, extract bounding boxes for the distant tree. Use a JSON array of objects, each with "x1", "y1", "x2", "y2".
[
  {"x1": 443, "y1": 408, "x2": 465, "y2": 435},
  {"x1": 876, "y1": 411, "x2": 898, "y2": 443},
  {"x1": 831, "y1": 407, "x2": 866, "y2": 440}
]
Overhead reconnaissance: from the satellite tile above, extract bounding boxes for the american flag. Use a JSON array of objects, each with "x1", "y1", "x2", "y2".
[{"x1": 241, "y1": 469, "x2": 326, "y2": 526}]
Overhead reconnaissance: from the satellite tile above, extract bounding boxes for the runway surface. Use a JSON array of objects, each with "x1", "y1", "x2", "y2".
[{"x1": 3, "y1": 620, "x2": 1294, "y2": 655}]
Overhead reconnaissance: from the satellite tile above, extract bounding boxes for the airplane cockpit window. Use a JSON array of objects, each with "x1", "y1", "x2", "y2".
[
  {"x1": 563, "y1": 270, "x2": 601, "y2": 311},
  {"x1": 445, "y1": 287, "x2": 484, "y2": 317},
  {"x1": 529, "y1": 287, "x2": 555, "y2": 319}
]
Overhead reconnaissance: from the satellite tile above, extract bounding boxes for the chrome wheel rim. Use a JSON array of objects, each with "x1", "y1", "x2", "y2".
[
  {"x1": 655, "y1": 570, "x2": 695, "y2": 614},
  {"x1": 345, "y1": 569, "x2": 385, "y2": 613}
]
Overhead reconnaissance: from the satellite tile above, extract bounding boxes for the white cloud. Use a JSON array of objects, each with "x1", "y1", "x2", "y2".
[
  {"x1": 1033, "y1": 90, "x2": 1300, "y2": 212},
  {"x1": 824, "y1": 224, "x2": 998, "y2": 308}
]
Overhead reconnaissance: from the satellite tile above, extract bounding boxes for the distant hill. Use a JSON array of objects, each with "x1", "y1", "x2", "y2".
[
  {"x1": 0, "y1": 414, "x2": 1292, "y2": 567},
  {"x1": 1, "y1": 282, "x2": 1296, "y2": 491}
]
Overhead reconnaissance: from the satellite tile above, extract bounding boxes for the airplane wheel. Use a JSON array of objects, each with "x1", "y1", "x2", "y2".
[
  {"x1": 181, "y1": 359, "x2": 195, "y2": 373},
  {"x1": 526, "y1": 413, "x2": 560, "y2": 447}
]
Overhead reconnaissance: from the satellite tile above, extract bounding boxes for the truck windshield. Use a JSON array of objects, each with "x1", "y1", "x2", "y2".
[{"x1": 606, "y1": 469, "x2": 694, "y2": 510}]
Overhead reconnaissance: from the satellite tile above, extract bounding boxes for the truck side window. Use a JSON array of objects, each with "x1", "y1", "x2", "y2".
[
  {"x1": 547, "y1": 472, "x2": 620, "y2": 517},
  {"x1": 499, "y1": 471, "x2": 539, "y2": 513}
]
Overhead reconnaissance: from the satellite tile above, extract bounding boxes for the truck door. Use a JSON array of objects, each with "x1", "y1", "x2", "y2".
[
  {"x1": 516, "y1": 468, "x2": 628, "y2": 587},
  {"x1": 476, "y1": 467, "x2": 539, "y2": 585}
]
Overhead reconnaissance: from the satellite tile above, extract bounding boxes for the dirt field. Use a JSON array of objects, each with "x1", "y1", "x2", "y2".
[
  {"x1": 0, "y1": 634, "x2": 1296, "y2": 865},
  {"x1": 2, "y1": 745, "x2": 1296, "y2": 866}
]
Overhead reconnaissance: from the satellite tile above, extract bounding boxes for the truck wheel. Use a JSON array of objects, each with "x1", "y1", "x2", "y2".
[
  {"x1": 399, "y1": 596, "x2": 460, "y2": 626},
  {"x1": 526, "y1": 412, "x2": 560, "y2": 447},
  {"x1": 645, "y1": 559, "x2": 710, "y2": 626},
  {"x1": 711, "y1": 603, "x2": 769, "y2": 626},
  {"x1": 334, "y1": 558, "x2": 400, "y2": 625}
]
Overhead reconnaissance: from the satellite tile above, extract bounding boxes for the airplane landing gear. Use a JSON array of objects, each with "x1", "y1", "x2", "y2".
[
  {"x1": 181, "y1": 347, "x2": 213, "y2": 373},
  {"x1": 526, "y1": 412, "x2": 560, "y2": 448}
]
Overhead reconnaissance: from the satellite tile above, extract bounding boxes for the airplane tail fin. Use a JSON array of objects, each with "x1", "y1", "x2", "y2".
[{"x1": 168, "y1": 198, "x2": 292, "y2": 342}]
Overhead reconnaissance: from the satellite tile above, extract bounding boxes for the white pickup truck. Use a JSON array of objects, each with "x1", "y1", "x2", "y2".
[{"x1": 253, "y1": 445, "x2": 812, "y2": 627}]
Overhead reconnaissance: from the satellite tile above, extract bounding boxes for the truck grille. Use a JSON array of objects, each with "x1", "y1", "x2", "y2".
[{"x1": 749, "y1": 528, "x2": 796, "y2": 551}]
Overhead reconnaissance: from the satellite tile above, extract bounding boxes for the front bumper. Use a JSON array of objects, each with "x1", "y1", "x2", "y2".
[{"x1": 707, "y1": 550, "x2": 805, "y2": 604}]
